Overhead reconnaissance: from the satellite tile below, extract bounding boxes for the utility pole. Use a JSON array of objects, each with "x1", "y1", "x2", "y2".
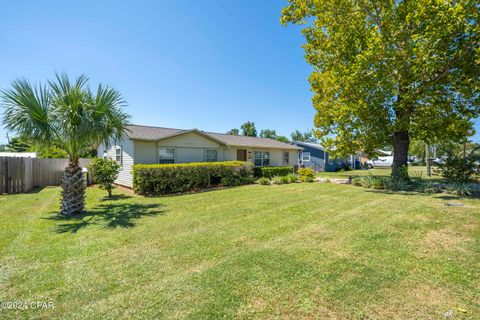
[{"x1": 425, "y1": 143, "x2": 431, "y2": 177}]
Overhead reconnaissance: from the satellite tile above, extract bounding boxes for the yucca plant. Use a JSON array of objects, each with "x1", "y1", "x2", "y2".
[{"x1": 1, "y1": 73, "x2": 130, "y2": 215}]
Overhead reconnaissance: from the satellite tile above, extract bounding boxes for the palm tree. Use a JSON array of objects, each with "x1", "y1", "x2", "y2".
[{"x1": 1, "y1": 73, "x2": 130, "y2": 215}]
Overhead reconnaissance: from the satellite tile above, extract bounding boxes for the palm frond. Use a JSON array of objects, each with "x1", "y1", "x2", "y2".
[
  {"x1": 2, "y1": 73, "x2": 130, "y2": 161},
  {"x1": 1, "y1": 79, "x2": 54, "y2": 146}
]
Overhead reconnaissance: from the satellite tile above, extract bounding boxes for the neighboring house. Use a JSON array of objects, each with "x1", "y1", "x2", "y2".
[
  {"x1": 98, "y1": 124, "x2": 302, "y2": 187},
  {"x1": 0, "y1": 152, "x2": 37, "y2": 158},
  {"x1": 292, "y1": 141, "x2": 360, "y2": 172}
]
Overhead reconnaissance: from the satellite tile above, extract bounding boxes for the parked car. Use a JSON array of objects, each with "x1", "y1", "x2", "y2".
[
  {"x1": 431, "y1": 158, "x2": 445, "y2": 165},
  {"x1": 366, "y1": 156, "x2": 393, "y2": 168}
]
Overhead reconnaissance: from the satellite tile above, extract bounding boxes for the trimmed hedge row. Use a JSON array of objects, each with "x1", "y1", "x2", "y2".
[
  {"x1": 254, "y1": 166, "x2": 293, "y2": 178},
  {"x1": 132, "y1": 161, "x2": 254, "y2": 195}
]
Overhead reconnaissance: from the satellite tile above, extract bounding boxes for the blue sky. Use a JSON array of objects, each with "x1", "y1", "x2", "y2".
[{"x1": 0, "y1": 0, "x2": 478, "y2": 144}]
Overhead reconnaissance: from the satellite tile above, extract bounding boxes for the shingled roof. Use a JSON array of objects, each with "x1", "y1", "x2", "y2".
[{"x1": 125, "y1": 125, "x2": 302, "y2": 150}]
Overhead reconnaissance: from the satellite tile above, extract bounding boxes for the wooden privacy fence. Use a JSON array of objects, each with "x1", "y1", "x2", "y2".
[{"x1": 0, "y1": 157, "x2": 92, "y2": 194}]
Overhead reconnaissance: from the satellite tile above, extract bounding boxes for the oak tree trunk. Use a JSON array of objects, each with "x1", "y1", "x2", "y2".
[
  {"x1": 392, "y1": 130, "x2": 410, "y2": 181},
  {"x1": 61, "y1": 160, "x2": 86, "y2": 215}
]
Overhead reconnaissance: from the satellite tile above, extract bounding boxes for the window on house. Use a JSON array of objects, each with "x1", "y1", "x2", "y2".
[
  {"x1": 206, "y1": 149, "x2": 218, "y2": 162},
  {"x1": 115, "y1": 146, "x2": 122, "y2": 165},
  {"x1": 254, "y1": 151, "x2": 270, "y2": 166},
  {"x1": 103, "y1": 150, "x2": 108, "y2": 160},
  {"x1": 302, "y1": 152, "x2": 311, "y2": 162},
  {"x1": 159, "y1": 148, "x2": 175, "y2": 164},
  {"x1": 282, "y1": 151, "x2": 289, "y2": 165}
]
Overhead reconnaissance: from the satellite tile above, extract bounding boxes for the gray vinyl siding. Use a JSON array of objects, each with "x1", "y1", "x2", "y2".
[
  {"x1": 134, "y1": 140, "x2": 157, "y2": 164},
  {"x1": 97, "y1": 136, "x2": 134, "y2": 187}
]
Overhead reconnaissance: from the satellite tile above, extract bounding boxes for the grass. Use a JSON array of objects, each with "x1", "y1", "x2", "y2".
[
  {"x1": 1, "y1": 184, "x2": 479, "y2": 319},
  {"x1": 317, "y1": 166, "x2": 439, "y2": 180}
]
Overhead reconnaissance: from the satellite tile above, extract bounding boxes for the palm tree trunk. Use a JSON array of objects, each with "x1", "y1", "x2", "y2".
[{"x1": 61, "y1": 159, "x2": 85, "y2": 215}]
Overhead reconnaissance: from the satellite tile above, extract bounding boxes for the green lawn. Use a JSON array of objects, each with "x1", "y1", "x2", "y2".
[
  {"x1": 317, "y1": 166, "x2": 438, "y2": 179},
  {"x1": 1, "y1": 184, "x2": 479, "y2": 319}
]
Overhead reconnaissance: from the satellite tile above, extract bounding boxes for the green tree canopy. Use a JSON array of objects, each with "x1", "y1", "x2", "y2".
[
  {"x1": 241, "y1": 121, "x2": 257, "y2": 137},
  {"x1": 291, "y1": 129, "x2": 317, "y2": 142},
  {"x1": 282, "y1": 0, "x2": 480, "y2": 180},
  {"x1": 5, "y1": 135, "x2": 32, "y2": 152},
  {"x1": 226, "y1": 128, "x2": 239, "y2": 135},
  {"x1": 276, "y1": 135, "x2": 290, "y2": 143},
  {"x1": 260, "y1": 129, "x2": 278, "y2": 139}
]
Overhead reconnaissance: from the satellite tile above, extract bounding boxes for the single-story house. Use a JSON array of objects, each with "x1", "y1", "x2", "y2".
[
  {"x1": 292, "y1": 141, "x2": 361, "y2": 172},
  {"x1": 98, "y1": 124, "x2": 303, "y2": 187}
]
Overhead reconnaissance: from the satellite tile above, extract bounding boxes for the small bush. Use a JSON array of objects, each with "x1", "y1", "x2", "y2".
[
  {"x1": 352, "y1": 174, "x2": 390, "y2": 190},
  {"x1": 271, "y1": 176, "x2": 284, "y2": 185},
  {"x1": 383, "y1": 178, "x2": 410, "y2": 191},
  {"x1": 286, "y1": 173, "x2": 300, "y2": 183},
  {"x1": 88, "y1": 158, "x2": 121, "y2": 197},
  {"x1": 254, "y1": 166, "x2": 293, "y2": 178},
  {"x1": 445, "y1": 183, "x2": 473, "y2": 197},
  {"x1": 437, "y1": 148, "x2": 479, "y2": 183},
  {"x1": 352, "y1": 177, "x2": 362, "y2": 186},
  {"x1": 420, "y1": 181, "x2": 440, "y2": 194},
  {"x1": 280, "y1": 175, "x2": 291, "y2": 184},
  {"x1": 257, "y1": 177, "x2": 271, "y2": 185},
  {"x1": 133, "y1": 161, "x2": 254, "y2": 195},
  {"x1": 298, "y1": 168, "x2": 315, "y2": 182}
]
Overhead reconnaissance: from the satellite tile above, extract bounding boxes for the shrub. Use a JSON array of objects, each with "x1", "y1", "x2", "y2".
[
  {"x1": 445, "y1": 183, "x2": 474, "y2": 197},
  {"x1": 420, "y1": 181, "x2": 440, "y2": 194},
  {"x1": 384, "y1": 178, "x2": 409, "y2": 191},
  {"x1": 286, "y1": 173, "x2": 300, "y2": 183},
  {"x1": 254, "y1": 166, "x2": 293, "y2": 178},
  {"x1": 271, "y1": 176, "x2": 285, "y2": 185},
  {"x1": 352, "y1": 177, "x2": 363, "y2": 186},
  {"x1": 280, "y1": 175, "x2": 291, "y2": 184},
  {"x1": 88, "y1": 158, "x2": 121, "y2": 197},
  {"x1": 257, "y1": 177, "x2": 271, "y2": 185},
  {"x1": 298, "y1": 168, "x2": 315, "y2": 182},
  {"x1": 132, "y1": 161, "x2": 253, "y2": 195},
  {"x1": 352, "y1": 174, "x2": 389, "y2": 190},
  {"x1": 437, "y1": 151, "x2": 479, "y2": 183}
]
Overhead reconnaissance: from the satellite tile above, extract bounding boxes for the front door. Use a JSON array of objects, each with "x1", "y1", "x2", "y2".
[{"x1": 237, "y1": 149, "x2": 247, "y2": 161}]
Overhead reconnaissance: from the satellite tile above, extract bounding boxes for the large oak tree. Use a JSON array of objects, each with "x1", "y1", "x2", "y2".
[{"x1": 282, "y1": 0, "x2": 479, "y2": 180}]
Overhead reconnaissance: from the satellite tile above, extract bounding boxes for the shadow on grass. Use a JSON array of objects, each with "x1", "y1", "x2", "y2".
[
  {"x1": 99, "y1": 194, "x2": 133, "y2": 201},
  {"x1": 363, "y1": 189, "x2": 426, "y2": 196},
  {"x1": 47, "y1": 202, "x2": 165, "y2": 234}
]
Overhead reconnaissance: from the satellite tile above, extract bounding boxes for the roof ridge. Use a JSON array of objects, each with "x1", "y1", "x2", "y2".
[
  {"x1": 206, "y1": 131, "x2": 282, "y2": 141},
  {"x1": 128, "y1": 124, "x2": 186, "y2": 131}
]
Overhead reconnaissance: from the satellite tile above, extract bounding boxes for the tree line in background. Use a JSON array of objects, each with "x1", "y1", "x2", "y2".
[
  {"x1": 226, "y1": 121, "x2": 317, "y2": 143},
  {"x1": 0, "y1": 134, "x2": 96, "y2": 158}
]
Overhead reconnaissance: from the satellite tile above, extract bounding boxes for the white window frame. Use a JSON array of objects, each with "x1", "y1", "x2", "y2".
[
  {"x1": 159, "y1": 147, "x2": 175, "y2": 164},
  {"x1": 302, "y1": 152, "x2": 311, "y2": 162},
  {"x1": 282, "y1": 151, "x2": 290, "y2": 165},
  {"x1": 206, "y1": 149, "x2": 218, "y2": 162},
  {"x1": 254, "y1": 151, "x2": 270, "y2": 167},
  {"x1": 115, "y1": 145, "x2": 122, "y2": 166}
]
